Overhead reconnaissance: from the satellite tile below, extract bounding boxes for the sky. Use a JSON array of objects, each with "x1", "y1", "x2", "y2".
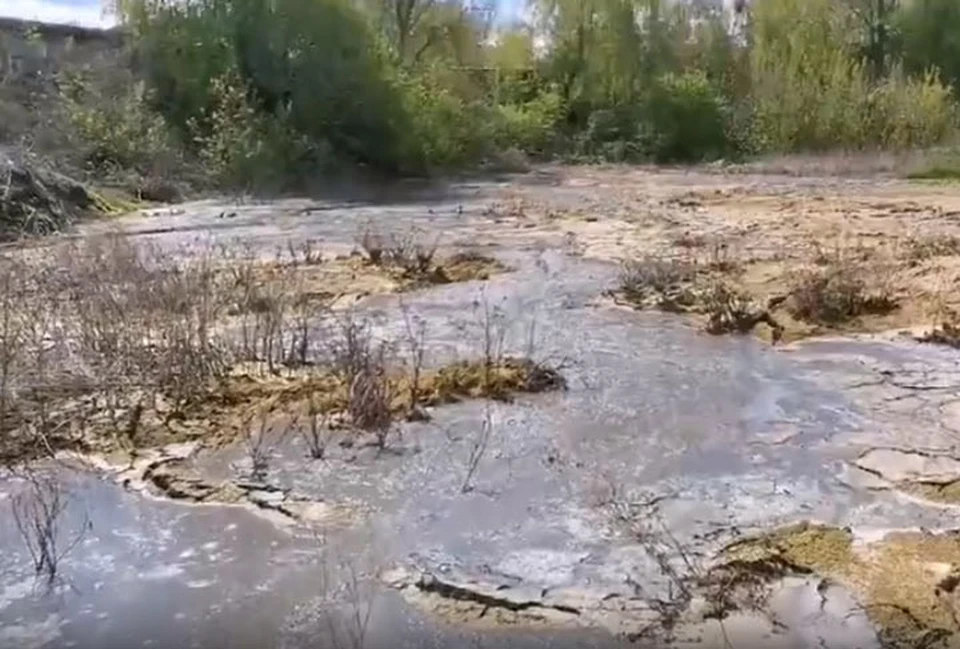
[
  {"x1": 0, "y1": 0, "x2": 524, "y2": 28},
  {"x1": 0, "y1": 0, "x2": 116, "y2": 27}
]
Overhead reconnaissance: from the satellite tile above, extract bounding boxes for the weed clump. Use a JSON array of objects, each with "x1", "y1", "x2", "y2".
[
  {"x1": 702, "y1": 281, "x2": 783, "y2": 341},
  {"x1": 787, "y1": 264, "x2": 897, "y2": 325},
  {"x1": 618, "y1": 255, "x2": 698, "y2": 311},
  {"x1": 903, "y1": 235, "x2": 960, "y2": 261},
  {"x1": 422, "y1": 357, "x2": 566, "y2": 404},
  {"x1": 918, "y1": 321, "x2": 960, "y2": 349},
  {"x1": 357, "y1": 225, "x2": 503, "y2": 289}
]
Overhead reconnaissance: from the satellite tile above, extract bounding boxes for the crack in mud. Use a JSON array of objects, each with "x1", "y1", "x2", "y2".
[{"x1": 415, "y1": 572, "x2": 582, "y2": 616}]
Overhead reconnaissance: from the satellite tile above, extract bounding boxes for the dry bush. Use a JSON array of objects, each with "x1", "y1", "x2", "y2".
[
  {"x1": 221, "y1": 244, "x2": 326, "y2": 372},
  {"x1": 903, "y1": 234, "x2": 960, "y2": 262},
  {"x1": 356, "y1": 226, "x2": 385, "y2": 265},
  {"x1": 302, "y1": 395, "x2": 334, "y2": 459},
  {"x1": 702, "y1": 281, "x2": 783, "y2": 341},
  {"x1": 0, "y1": 230, "x2": 560, "y2": 463},
  {"x1": 12, "y1": 470, "x2": 90, "y2": 587},
  {"x1": 399, "y1": 300, "x2": 429, "y2": 421},
  {"x1": 348, "y1": 361, "x2": 393, "y2": 450},
  {"x1": 325, "y1": 314, "x2": 380, "y2": 386},
  {"x1": 619, "y1": 255, "x2": 697, "y2": 310},
  {"x1": 461, "y1": 402, "x2": 493, "y2": 494},
  {"x1": 918, "y1": 320, "x2": 960, "y2": 348},
  {"x1": 286, "y1": 239, "x2": 324, "y2": 267},
  {"x1": 702, "y1": 239, "x2": 741, "y2": 274},
  {"x1": 787, "y1": 263, "x2": 897, "y2": 325},
  {"x1": 240, "y1": 409, "x2": 295, "y2": 481},
  {"x1": 474, "y1": 291, "x2": 510, "y2": 384},
  {"x1": 356, "y1": 224, "x2": 440, "y2": 279},
  {"x1": 0, "y1": 233, "x2": 240, "y2": 459},
  {"x1": 384, "y1": 228, "x2": 439, "y2": 277},
  {"x1": 324, "y1": 313, "x2": 395, "y2": 448}
]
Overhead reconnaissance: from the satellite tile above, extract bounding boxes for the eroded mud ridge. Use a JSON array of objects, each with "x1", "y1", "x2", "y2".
[{"x1": 4, "y1": 167, "x2": 960, "y2": 649}]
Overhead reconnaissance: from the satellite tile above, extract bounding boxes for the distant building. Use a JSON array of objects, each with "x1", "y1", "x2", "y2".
[{"x1": 0, "y1": 17, "x2": 122, "y2": 84}]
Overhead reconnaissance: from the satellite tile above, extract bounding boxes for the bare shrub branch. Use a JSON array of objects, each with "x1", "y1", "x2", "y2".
[
  {"x1": 461, "y1": 401, "x2": 493, "y2": 494},
  {"x1": 11, "y1": 470, "x2": 90, "y2": 587},
  {"x1": 302, "y1": 395, "x2": 334, "y2": 459}
]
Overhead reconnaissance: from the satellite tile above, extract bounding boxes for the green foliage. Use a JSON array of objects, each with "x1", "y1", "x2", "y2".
[
  {"x1": 189, "y1": 70, "x2": 320, "y2": 190},
  {"x1": 79, "y1": 0, "x2": 959, "y2": 189},
  {"x1": 129, "y1": 0, "x2": 411, "y2": 174},
  {"x1": 639, "y1": 71, "x2": 733, "y2": 162},
  {"x1": 748, "y1": 0, "x2": 957, "y2": 152},
  {"x1": 867, "y1": 69, "x2": 956, "y2": 150},
  {"x1": 63, "y1": 77, "x2": 177, "y2": 174},
  {"x1": 750, "y1": 0, "x2": 868, "y2": 150},
  {"x1": 495, "y1": 91, "x2": 564, "y2": 155},
  {"x1": 898, "y1": 0, "x2": 960, "y2": 95},
  {"x1": 396, "y1": 68, "x2": 493, "y2": 169}
]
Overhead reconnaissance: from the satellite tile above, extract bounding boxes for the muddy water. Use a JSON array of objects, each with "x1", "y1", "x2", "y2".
[{"x1": 3, "y1": 178, "x2": 960, "y2": 648}]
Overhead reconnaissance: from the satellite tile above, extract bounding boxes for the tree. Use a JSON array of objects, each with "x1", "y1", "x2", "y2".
[
  {"x1": 898, "y1": 0, "x2": 960, "y2": 94},
  {"x1": 848, "y1": 0, "x2": 899, "y2": 79}
]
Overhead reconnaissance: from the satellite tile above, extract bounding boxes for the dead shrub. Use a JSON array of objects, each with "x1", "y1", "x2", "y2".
[
  {"x1": 702, "y1": 281, "x2": 782, "y2": 341},
  {"x1": 240, "y1": 409, "x2": 296, "y2": 481},
  {"x1": 702, "y1": 239, "x2": 741, "y2": 274},
  {"x1": 384, "y1": 228, "x2": 439, "y2": 277},
  {"x1": 325, "y1": 314, "x2": 380, "y2": 386},
  {"x1": 356, "y1": 224, "x2": 440, "y2": 279},
  {"x1": 399, "y1": 301, "x2": 429, "y2": 421},
  {"x1": 12, "y1": 470, "x2": 90, "y2": 587},
  {"x1": 357, "y1": 226, "x2": 386, "y2": 265},
  {"x1": 918, "y1": 321, "x2": 960, "y2": 349},
  {"x1": 787, "y1": 264, "x2": 897, "y2": 325},
  {"x1": 302, "y1": 395, "x2": 334, "y2": 459},
  {"x1": 461, "y1": 402, "x2": 493, "y2": 494},
  {"x1": 903, "y1": 235, "x2": 960, "y2": 262},
  {"x1": 324, "y1": 313, "x2": 394, "y2": 447},
  {"x1": 349, "y1": 361, "x2": 393, "y2": 450},
  {"x1": 618, "y1": 255, "x2": 697, "y2": 310}
]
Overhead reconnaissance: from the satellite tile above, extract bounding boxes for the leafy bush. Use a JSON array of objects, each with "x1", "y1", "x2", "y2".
[
  {"x1": 190, "y1": 70, "x2": 323, "y2": 190},
  {"x1": 638, "y1": 71, "x2": 733, "y2": 162},
  {"x1": 749, "y1": 0, "x2": 871, "y2": 151},
  {"x1": 867, "y1": 70, "x2": 956, "y2": 150},
  {"x1": 397, "y1": 69, "x2": 493, "y2": 170},
  {"x1": 898, "y1": 0, "x2": 960, "y2": 96},
  {"x1": 494, "y1": 91, "x2": 564, "y2": 155},
  {"x1": 572, "y1": 107, "x2": 644, "y2": 162},
  {"x1": 131, "y1": 0, "x2": 411, "y2": 174},
  {"x1": 64, "y1": 80, "x2": 175, "y2": 173}
]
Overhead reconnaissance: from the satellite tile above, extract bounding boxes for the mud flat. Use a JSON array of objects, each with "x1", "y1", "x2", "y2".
[{"x1": 3, "y1": 165, "x2": 960, "y2": 649}]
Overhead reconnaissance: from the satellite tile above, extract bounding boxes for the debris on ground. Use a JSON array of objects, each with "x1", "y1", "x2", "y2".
[{"x1": 0, "y1": 153, "x2": 104, "y2": 241}]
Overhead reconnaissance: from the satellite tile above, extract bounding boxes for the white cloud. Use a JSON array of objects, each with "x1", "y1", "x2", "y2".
[{"x1": 0, "y1": 0, "x2": 117, "y2": 28}]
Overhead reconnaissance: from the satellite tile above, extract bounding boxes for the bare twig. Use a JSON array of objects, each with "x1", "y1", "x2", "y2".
[
  {"x1": 11, "y1": 470, "x2": 90, "y2": 588},
  {"x1": 461, "y1": 402, "x2": 493, "y2": 494}
]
